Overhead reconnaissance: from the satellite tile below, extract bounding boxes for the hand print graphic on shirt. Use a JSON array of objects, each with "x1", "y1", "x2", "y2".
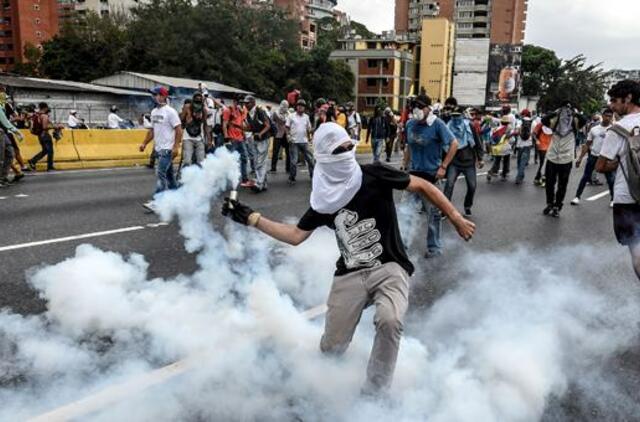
[{"x1": 334, "y1": 209, "x2": 383, "y2": 269}]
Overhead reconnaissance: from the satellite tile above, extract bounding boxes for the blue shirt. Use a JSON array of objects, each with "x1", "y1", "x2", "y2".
[{"x1": 406, "y1": 118, "x2": 455, "y2": 174}]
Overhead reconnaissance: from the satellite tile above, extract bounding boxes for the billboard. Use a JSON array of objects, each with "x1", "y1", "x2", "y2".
[{"x1": 485, "y1": 43, "x2": 522, "y2": 110}]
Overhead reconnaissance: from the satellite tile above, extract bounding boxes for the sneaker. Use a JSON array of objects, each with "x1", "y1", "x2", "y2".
[
  {"x1": 543, "y1": 205, "x2": 553, "y2": 216},
  {"x1": 570, "y1": 197, "x2": 580, "y2": 206},
  {"x1": 385, "y1": 157, "x2": 391, "y2": 163},
  {"x1": 515, "y1": 180, "x2": 522, "y2": 185},
  {"x1": 47, "y1": 167, "x2": 57, "y2": 172},
  {"x1": 610, "y1": 201, "x2": 614, "y2": 208},
  {"x1": 269, "y1": 169, "x2": 277, "y2": 173},
  {"x1": 240, "y1": 180, "x2": 255, "y2": 188},
  {"x1": 464, "y1": 208, "x2": 472, "y2": 217},
  {"x1": 142, "y1": 201, "x2": 157, "y2": 213},
  {"x1": 12, "y1": 174, "x2": 24, "y2": 183},
  {"x1": 592, "y1": 179, "x2": 603, "y2": 186},
  {"x1": 288, "y1": 179, "x2": 296, "y2": 185},
  {"x1": 550, "y1": 207, "x2": 560, "y2": 218},
  {"x1": 27, "y1": 161, "x2": 36, "y2": 171}
]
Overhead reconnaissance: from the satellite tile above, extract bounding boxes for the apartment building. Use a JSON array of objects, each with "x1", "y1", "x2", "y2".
[
  {"x1": 0, "y1": 0, "x2": 59, "y2": 72},
  {"x1": 418, "y1": 18, "x2": 455, "y2": 102},
  {"x1": 330, "y1": 32, "x2": 415, "y2": 113}
]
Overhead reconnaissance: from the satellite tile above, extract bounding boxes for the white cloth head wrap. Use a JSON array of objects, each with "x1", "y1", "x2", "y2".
[{"x1": 310, "y1": 123, "x2": 363, "y2": 214}]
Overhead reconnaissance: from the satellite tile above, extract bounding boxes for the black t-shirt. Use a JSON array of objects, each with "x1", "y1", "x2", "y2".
[{"x1": 297, "y1": 163, "x2": 414, "y2": 276}]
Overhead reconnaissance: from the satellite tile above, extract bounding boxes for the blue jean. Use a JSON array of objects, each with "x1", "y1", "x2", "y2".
[
  {"x1": 444, "y1": 164, "x2": 477, "y2": 209},
  {"x1": 412, "y1": 181, "x2": 442, "y2": 254},
  {"x1": 226, "y1": 141, "x2": 248, "y2": 182},
  {"x1": 289, "y1": 143, "x2": 314, "y2": 181},
  {"x1": 516, "y1": 146, "x2": 531, "y2": 182},
  {"x1": 155, "y1": 149, "x2": 177, "y2": 194},
  {"x1": 372, "y1": 138, "x2": 384, "y2": 162}
]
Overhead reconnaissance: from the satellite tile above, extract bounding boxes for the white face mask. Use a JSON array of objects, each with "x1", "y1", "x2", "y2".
[{"x1": 412, "y1": 108, "x2": 425, "y2": 121}]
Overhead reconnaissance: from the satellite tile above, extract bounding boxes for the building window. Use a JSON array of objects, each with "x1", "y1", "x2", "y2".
[
  {"x1": 365, "y1": 97, "x2": 378, "y2": 106},
  {"x1": 0, "y1": 17, "x2": 10, "y2": 24},
  {"x1": 367, "y1": 59, "x2": 378, "y2": 68},
  {"x1": 0, "y1": 30, "x2": 11, "y2": 37},
  {"x1": 366, "y1": 79, "x2": 377, "y2": 87},
  {"x1": 0, "y1": 43, "x2": 13, "y2": 51},
  {"x1": 382, "y1": 60, "x2": 389, "y2": 69},
  {"x1": 366, "y1": 42, "x2": 376, "y2": 49}
]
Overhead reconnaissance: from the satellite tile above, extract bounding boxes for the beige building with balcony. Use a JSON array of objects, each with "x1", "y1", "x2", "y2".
[{"x1": 330, "y1": 33, "x2": 415, "y2": 113}]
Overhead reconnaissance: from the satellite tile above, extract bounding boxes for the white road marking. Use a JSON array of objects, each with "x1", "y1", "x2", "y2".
[
  {"x1": 26, "y1": 166, "x2": 148, "y2": 177},
  {"x1": 27, "y1": 303, "x2": 328, "y2": 422},
  {"x1": 0, "y1": 226, "x2": 147, "y2": 253},
  {"x1": 0, "y1": 196, "x2": 7, "y2": 200},
  {"x1": 14, "y1": 194, "x2": 29, "y2": 198},
  {"x1": 146, "y1": 222, "x2": 170, "y2": 228},
  {"x1": 586, "y1": 190, "x2": 610, "y2": 201}
]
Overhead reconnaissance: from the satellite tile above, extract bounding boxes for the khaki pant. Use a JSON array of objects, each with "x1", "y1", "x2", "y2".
[{"x1": 321, "y1": 262, "x2": 410, "y2": 393}]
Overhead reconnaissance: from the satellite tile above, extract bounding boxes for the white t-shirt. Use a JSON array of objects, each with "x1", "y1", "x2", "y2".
[
  {"x1": 68, "y1": 115, "x2": 81, "y2": 128},
  {"x1": 587, "y1": 124, "x2": 609, "y2": 157},
  {"x1": 600, "y1": 112, "x2": 640, "y2": 204},
  {"x1": 107, "y1": 112, "x2": 123, "y2": 129},
  {"x1": 151, "y1": 104, "x2": 181, "y2": 151},
  {"x1": 286, "y1": 112, "x2": 311, "y2": 144}
]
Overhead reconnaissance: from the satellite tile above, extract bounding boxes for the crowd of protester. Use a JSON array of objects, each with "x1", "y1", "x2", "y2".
[{"x1": 2, "y1": 79, "x2": 639, "y2": 283}]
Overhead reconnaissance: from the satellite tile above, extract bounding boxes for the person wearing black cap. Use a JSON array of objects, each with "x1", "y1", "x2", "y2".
[{"x1": 403, "y1": 94, "x2": 459, "y2": 258}]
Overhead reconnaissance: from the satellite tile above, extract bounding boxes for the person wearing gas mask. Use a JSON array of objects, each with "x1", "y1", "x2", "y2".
[
  {"x1": 403, "y1": 94, "x2": 459, "y2": 258},
  {"x1": 180, "y1": 91, "x2": 210, "y2": 168},
  {"x1": 222, "y1": 122, "x2": 475, "y2": 396},
  {"x1": 541, "y1": 101, "x2": 587, "y2": 217}
]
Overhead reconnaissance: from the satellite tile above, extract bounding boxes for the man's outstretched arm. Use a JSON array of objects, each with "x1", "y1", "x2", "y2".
[
  {"x1": 405, "y1": 175, "x2": 475, "y2": 241},
  {"x1": 222, "y1": 198, "x2": 312, "y2": 246}
]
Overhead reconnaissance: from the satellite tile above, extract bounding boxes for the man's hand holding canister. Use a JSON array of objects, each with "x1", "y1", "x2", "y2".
[{"x1": 222, "y1": 198, "x2": 261, "y2": 227}]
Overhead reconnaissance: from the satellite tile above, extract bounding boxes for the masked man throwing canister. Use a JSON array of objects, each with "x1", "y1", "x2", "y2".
[{"x1": 222, "y1": 122, "x2": 475, "y2": 395}]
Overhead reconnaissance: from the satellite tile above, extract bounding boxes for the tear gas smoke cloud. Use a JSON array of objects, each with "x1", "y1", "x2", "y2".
[{"x1": 1, "y1": 148, "x2": 639, "y2": 421}]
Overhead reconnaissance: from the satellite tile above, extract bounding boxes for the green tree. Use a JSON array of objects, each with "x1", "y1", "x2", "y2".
[
  {"x1": 13, "y1": 43, "x2": 43, "y2": 77},
  {"x1": 521, "y1": 44, "x2": 561, "y2": 97},
  {"x1": 537, "y1": 55, "x2": 607, "y2": 114},
  {"x1": 40, "y1": 11, "x2": 130, "y2": 82},
  {"x1": 522, "y1": 45, "x2": 607, "y2": 114}
]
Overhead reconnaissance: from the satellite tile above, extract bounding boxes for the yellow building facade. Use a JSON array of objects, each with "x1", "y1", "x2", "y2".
[{"x1": 418, "y1": 18, "x2": 455, "y2": 102}]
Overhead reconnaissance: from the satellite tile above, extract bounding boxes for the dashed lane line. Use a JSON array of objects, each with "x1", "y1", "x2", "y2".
[
  {"x1": 27, "y1": 302, "x2": 328, "y2": 422},
  {"x1": 0, "y1": 223, "x2": 169, "y2": 253},
  {"x1": 586, "y1": 190, "x2": 610, "y2": 202}
]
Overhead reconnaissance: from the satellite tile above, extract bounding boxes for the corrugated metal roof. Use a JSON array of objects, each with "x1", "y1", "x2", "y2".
[
  {"x1": 0, "y1": 75, "x2": 149, "y2": 96},
  {"x1": 93, "y1": 71, "x2": 252, "y2": 95}
]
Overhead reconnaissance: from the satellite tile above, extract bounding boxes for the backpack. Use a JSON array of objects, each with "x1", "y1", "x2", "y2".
[
  {"x1": 30, "y1": 113, "x2": 44, "y2": 136},
  {"x1": 609, "y1": 124, "x2": 640, "y2": 203},
  {"x1": 520, "y1": 119, "x2": 532, "y2": 140}
]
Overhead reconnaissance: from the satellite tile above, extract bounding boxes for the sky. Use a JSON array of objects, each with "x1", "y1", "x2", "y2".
[{"x1": 336, "y1": 0, "x2": 640, "y2": 70}]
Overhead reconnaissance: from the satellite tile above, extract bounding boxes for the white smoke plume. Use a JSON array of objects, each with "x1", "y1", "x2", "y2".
[{"x1": 1, "y1": 148, "x2": 639, "y2": 421}]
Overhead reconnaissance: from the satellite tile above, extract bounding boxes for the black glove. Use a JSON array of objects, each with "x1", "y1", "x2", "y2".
[{"x1": 222, "y1": 198, "x2": 254, "y2": 225}]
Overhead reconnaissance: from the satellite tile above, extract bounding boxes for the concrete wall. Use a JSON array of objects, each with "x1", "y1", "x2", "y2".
[
  {"x1": 10, "y1": 88, "x2": 150, "y2": 127},
  {"x1": 452, "y1": 38, "x2": 490, "y2": 106}
]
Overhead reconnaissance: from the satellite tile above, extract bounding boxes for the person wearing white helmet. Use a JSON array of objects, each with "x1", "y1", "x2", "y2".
[
  {"x1": 222, "y1": 122, "x2": 475, "y2": 395},
  {"x1": 68, "y1": 110, "x2": 81, "y2": 129}
]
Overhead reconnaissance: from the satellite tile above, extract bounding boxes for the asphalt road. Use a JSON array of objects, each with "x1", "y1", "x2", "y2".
[
  {"x1": 1, "y1": 153, "x2": 633, "y2": 314},
  {"x1": 1, "y1": 152, "x2": 639, "y2": 420}
]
